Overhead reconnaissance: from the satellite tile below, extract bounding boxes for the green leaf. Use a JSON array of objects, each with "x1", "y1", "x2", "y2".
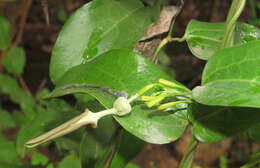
[
  {"x1": 184, "y1": 20, "x2": 225, "y2": 60},
  {"x1": 58, "y1": 154, "x2": 81, "y2": 168},
  {"x1": 3, "y1": 47, "x2": 26, "y2": 75},
  {"x1": 192, "y1": 40, "x2": 260, "y2": 108},
  {"x1": 55, "y1": 136, "x2": 81, "y2": 151},
  {"x1": 0, "y1": 15, "x2": 11, "y2": 49},
  {"x1": 109, "y1": 130, "x2": 144, "y2": 168},
  {"x1": 188, "y1": 103, "x2": 260, "y2": 142},
  {"x1": 50, "y1": 0, "x2": 158, "y2": 83},
  {"x1": 234, "y1": 22, "x2": 260, "y2": 45},
  {"x1": 48, "y1": 49, "x2": 188, "y2": 144},
  {"x1": 31, "y1": 152, "x2": 48, "y2": 166},
  {"x1": 248, "y1": 122, "x2": 260, "y2": 141},
  {"x1": 142, "y1": 0, "x2": 168, "y2": 6},
  {"x1": 47, "y1": 163, "x2": 54, "y2": 168},
  {"x1": 12, "y1": 110, "x2": 26, "y2": 126},
  {"x1": 184, "y1": 20, "x2": 260, "y2": 60},
  {"x1": 0, "y1": 134, "x2": 20, "y2": 165},
  {"x1": 0, "y1": 74, "x2": 35, "y2": 120},
  {"x1": 125, "y1": 163, "x2": 140, "y2": 168},
  {"x1": 0, "y1": 164, "x2": 15, "y2": 168},
  {"x1": 80, "y1": 132, "x2": 100, "y2": 167},
  {"x1": 80, "y1": 116, "x2": 116, "y2": 167},
  {"x1": 16, "y1": 99, "x2": 80, "y2": 157},
  {"x1": 0, "y1": 108, "x2": 16, "y2": 130}
]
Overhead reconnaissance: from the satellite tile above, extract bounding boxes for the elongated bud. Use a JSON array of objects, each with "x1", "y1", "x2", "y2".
[
  {"x1": 157, "y1": 100, "x2": 192, "y2": 110},
  {"x1": 158, "y1": 79, "x2": 191, "y2": 93},
  {"x1": 25, "y1": 109, "x2": 98, "y2": 148}
]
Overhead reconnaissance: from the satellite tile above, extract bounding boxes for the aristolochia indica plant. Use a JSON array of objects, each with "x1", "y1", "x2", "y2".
[
  {"x1": 25, "y1": 79, "x2": 192, "y2": 148},
  {"x1": 19, "y1": 0, "x2": 260, "y2": 167}
]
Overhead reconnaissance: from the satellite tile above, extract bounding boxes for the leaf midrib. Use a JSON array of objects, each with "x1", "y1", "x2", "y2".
[
  {"x1": 84, "y1": 4, "x2": 143, "y2": 56},
  {"x1": 203, "y1": 56, "x2": 260, "y2": 84}
]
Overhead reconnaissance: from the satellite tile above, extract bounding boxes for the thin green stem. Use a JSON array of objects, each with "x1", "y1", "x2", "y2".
[
  {"x1": 168, "y1": 18, "x2": 176, "y2": 38},
  {"x1": 178, "y1": 136, "x2": 199, "y2": 168},
  {"x1": 170, "y1": 37, "x2": 186, "y2": 42},
  {"x1": 152, "y1": 38, "x2": 169, "y2": 63},
  {"x1": 219, "y1": 156, "x2": 228, "y2": 168},
  {"x1": 152, "y1": 36, "x2": 186, "y2": 63},
  {"x1": 152, "y1": 0, "x2": 185, "y2": 63},
  {"x1": 221, "y1": 0, "x2": 246, "y2": 49}
]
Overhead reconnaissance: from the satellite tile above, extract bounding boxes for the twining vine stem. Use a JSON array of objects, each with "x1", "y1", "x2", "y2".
[
  {"x1": 178, "y1": 136, "x2": 199, "y2": 168},
  {"x1": 221, "y1": 0, "x2": 246, "y2": 49}
]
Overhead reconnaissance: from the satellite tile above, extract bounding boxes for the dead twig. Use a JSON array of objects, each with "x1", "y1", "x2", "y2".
[
  {"x1": 34, "y1": 78, "x2": 47, "y2": 101},
  {"x1": 11, "y1": 0, "x2": 32, "y2": 48},
  {"x1": 17, "y1": 74, "x2": 31, "y2": 95},
  {"x1": 41, "y1": 0, "x2": 50, "y2": 25}
]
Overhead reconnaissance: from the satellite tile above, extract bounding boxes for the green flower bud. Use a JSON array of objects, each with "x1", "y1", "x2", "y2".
[{"x1": 113, "y1": 97, "x2": 131, "y2": 116}]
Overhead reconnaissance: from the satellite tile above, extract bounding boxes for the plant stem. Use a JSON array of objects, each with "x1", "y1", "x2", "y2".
[
  {"x1": 221, "y1": 0, "x2": 246, "y2": 49},
  {"x1": 152, "y1": 38, "x2": 169, "y2": 63},
  {"x1": 151, "y1": 0, "x2": 185, "y2": 63},
  {"x1": 178, "y1": 136, "x2": 199, "y2": 168},
  {"x1": 168, "y1": 18, "x2": 176, "y2": 39},
  {"x1": 17, "y1": 74, "x2": 31, "y2": 95}
]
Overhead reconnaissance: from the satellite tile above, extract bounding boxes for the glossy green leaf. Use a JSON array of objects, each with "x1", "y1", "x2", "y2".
[
  {"x1": 184, "y1": 20, "x2": 260, "y2": 60},
  {"x1": 184, "y1": 20, "x2": 225, "y2": 60},
  {"x1": 48, "y1": 49, "x2": 188, "y2": 144},
  {"x1": 50, "y1": 0, "x2": 158, "y2": 83},
  {"x1": 188, "y1": 103, "x2": 260, "y2": 142},
  {"x1": 192, "y1": 40, "x2": 260, "y2": 108},
  {"x1": 234, "y1": 22, "x2": 260, "y2": 45},
  {"x1": 3, "y1": 47, "x2": 26, "y2": 75},
  {"x1": 0, "y1": 134, "x2": 20, "y2": 165},
  {"x1": 109, "y1": 130, "x2": 144, "y2": 168},
  {"x1": 16, "y1": 99, "x2": 80, "y2": 157},
  {"x1": 58, "y1": 154, "x2": 81, "y2": 168},
  {"x1": 0, "y1": 15, "x2": 11, "y2": 49},
  {"x1": 248, "y1": 122, "x2": 260, "y2": 141},
  {"x1": 0, "y1": 108, "x2": 16, "y2": 130},
  {"x1": 0, "y1": 74, "x2": 35, "y2": 120}
]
